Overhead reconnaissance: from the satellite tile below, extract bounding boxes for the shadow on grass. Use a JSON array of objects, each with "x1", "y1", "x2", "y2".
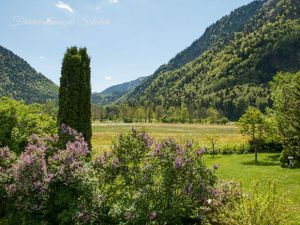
[
  {"x1": 242, "y1": 160, "x2": 280, "y2": 166},
  {"x1": 266, "y1": 154, "x2": 281, "y2": 161}
]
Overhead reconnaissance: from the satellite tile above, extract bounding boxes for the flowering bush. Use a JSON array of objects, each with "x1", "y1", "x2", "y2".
[
  {"x1": 4, "y1": 125, "x2": 102, "y2": 225},
  {"x1": 95, "y1": 128, "x2": 217, "y2": 224},
  {"x1": 0, "y1": 147, "x2": 15, "y2": 217}
]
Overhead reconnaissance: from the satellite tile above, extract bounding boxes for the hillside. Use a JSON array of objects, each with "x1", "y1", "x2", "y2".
[
  {"x1": 0, "y1": 45, "x2": 58, "y2": 103},
  {"x1": 125, "y1": 0, "x2": 300, "y2": 120},
  {"x1": 92, "y1": 77, "x2": 146, "y2": 105},
  {"x1": 125, "y1": 0, "x2": 264, "y2": 104}
]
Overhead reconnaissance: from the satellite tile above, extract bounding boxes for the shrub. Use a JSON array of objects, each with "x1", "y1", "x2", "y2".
[
  {"x1": 95, "y1": 129, "x2": 217, "y2": 224},
  {"x1": 206, "y1": 181, "x2": 291, "y2": 225},
  {"x1": 0, "y1": 97, "x2": 57, "y2": 154},
  {"x1": 218, "y1": 117, "x2": 230, "y2": 125},
  {"x1": 280, "y1": 145, "x2": 300, "y2": 168},
  {"x1": 249, "y1": 139, "x2": 283, "y2": 153},
  {"x1": 4, "y1": 126, "x2": 102, "y2": 225},
  {"x1": 0, "y1": 147, "x2": 15, "y2": 217}
]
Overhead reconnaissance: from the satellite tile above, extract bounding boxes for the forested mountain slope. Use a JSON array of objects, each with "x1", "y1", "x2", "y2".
[
  {"x1": 0, "y1": 45, "x2": 58, "y2": 103},
  {"x1": 124, "y1": 0, "x2": 264, "y2": 104},
  {"x1": 125, "y1": 0, "x2": 300, "y2": 120},
  {"x1": 92, "y1": 77, "x2": 146, "y2": 105}
]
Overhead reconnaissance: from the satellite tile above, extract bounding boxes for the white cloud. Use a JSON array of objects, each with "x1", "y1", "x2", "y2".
[
  {"x1": 39, "y1": 56, "x2": 46, "y2": 60},
  {"x1": 104, "y1": 76, "x2": 112, "y2": 81},
  {"x1": 109, "y1": 0, "x2": 119, "y2": 4},
  {"x1": 55, "y1": 1, "x2": 74, "y2": 13}
]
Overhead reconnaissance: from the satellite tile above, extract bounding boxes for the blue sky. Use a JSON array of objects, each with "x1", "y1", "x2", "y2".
[{"x1": 0, "y1": 0, "x2": 253, "y2": 92}]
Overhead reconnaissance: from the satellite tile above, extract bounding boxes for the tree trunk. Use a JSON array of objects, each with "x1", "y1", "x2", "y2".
[{"x1": 255, "y1": 149, "x2": 258, "y2": 163}]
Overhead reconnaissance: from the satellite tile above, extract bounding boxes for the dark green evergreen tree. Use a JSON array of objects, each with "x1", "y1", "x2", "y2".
[{"x1": 58, "y1": 47, "x2": 92, "y2": 148}]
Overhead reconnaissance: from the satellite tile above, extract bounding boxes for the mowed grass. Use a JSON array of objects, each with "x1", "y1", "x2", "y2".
[
  {"x1": 205, "y1": 154, "x2": 300, "y2": 224},
  {"x1": 92, "y1": 122, "x2": 300, "y2": 224},
  {"x1": 92, "y1": 122, "x2": 247, "y2": 154}
]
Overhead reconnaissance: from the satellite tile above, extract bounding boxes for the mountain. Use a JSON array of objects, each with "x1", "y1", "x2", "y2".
[
  {"x1": 124, "y1": 0, "x2": 300, "y2": 120},
  {"x1": 92, "y1": 77, "x2": 146, "y2": 105},
  {"x1": 125, "y1": 0, "x2": 264, "y2": 104},
  {"x1": 0, "y1": 45, "x2": 58, "y2": 103}
]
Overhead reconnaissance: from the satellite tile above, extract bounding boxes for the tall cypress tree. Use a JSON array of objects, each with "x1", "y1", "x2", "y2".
[{"x1": 58, "y1": 47, "x2": 92, "y2": 147}]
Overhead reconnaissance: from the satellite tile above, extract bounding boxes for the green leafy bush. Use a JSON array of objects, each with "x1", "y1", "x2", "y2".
[
  {"x1": 206, "y1": 181, "x2": 291, "y2": 225},
  {"x1": 95, "y1": 128, "x2": 217, "y2": 224},
  {"x1": 0, "y1": 97, "x2": 57, "y2": 154}
]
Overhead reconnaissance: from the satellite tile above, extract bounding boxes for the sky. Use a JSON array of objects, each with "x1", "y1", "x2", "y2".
[{"x1": 0, "y1": 0, "x2": 253, "y2": 92}]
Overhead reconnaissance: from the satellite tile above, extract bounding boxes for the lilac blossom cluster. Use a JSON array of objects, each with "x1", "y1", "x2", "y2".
[
  {"x1": 99, "y1": 128, "x2": 218, "y2": 224},
  {"x1": 1, "y1": 125, "x2": 99, "y2": 224}
]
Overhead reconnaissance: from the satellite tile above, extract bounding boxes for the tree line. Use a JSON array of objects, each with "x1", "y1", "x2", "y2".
[{"x1": 92, "y1": 104, "x2": 229, "y2": 124}]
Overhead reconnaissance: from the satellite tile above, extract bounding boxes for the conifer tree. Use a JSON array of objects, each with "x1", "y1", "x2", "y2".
[{"x1": 58, "y1": 47, "x2": 92, "y2": 148}]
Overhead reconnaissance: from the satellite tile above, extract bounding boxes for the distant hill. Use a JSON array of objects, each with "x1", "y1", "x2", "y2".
[
  {"x1": 92, "y1": 77, "x2": 146, "y2": 105},
  {"x1": 0, "y1": 45, "x2": 58, "y2": 103},
  {"x1": 124, "y1": 0, "x2": 300, "y2": 120}
]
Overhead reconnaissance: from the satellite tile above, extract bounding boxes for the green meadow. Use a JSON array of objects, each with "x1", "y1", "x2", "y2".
[{"x1": 92, "y1": 122, "x2": 248, "y2": 153}]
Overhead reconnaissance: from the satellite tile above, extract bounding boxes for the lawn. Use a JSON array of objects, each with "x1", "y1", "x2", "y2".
[
  {"x1": 205, "y1": 154, "x2": 300, "y2": 224},
  {"x1": 92, "y1": 123, "x2": 300, "y2": 224}
]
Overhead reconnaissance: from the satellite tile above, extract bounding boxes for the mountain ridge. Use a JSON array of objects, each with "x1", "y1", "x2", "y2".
[
  {"x1": 0, "y1": 45, "x2": 58, "y2": 103},
  {"x1": 92, "y1": 77, "x2": 146, "y2": 105},
  {"x1": 122, "y1": 0, "x2": 300, "y2": 120},
  {"x1": 123, "y1": 0, "x2": 265, "y2": 104}
]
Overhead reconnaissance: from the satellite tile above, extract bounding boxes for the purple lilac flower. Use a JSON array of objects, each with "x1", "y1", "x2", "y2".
[
  {"x1": 162, "y1": 138, "x2": 172, "y2": 147},
  {"x1": 112, "y1": 157, "x2": 120, "y2": 168},
  {"x1": 95, "y1": 154, "x2": 107, "y2": 168},
  {"x1": 152, "y1": 144, "x2": 161, "y2": 156},
  {"x1": 0, "y1": 147, "x2": 10, "y2": 159},
  {"x1": 197, "y1": 147, "x2": 206, "y2": 156},
  {"x1": 124, "y1": 211, "x2": 134, "y2": 221},
  {"x1": 186, "y1": 141, "x2": 193, "y2": 148},
  {"x1": 176, "y1": 146, "x2": 185, "y2": 155},
  {"x1": 175, "y1": 157, "x2": 184, "y2": 169},
  {"x1": 141, "y1": 131, "x2": 154, "y2": 148},
  {"x1": 79, "y1": 211, "x2": 89, "y2": 224}
]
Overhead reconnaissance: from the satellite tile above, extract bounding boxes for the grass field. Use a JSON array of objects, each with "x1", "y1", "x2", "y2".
[
  {"x1": 92, "y1": 122, "x2": 248, "y2": 154},
  {"x1": 92, "y1": 123, "x2": 300, "y2": 224}
]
